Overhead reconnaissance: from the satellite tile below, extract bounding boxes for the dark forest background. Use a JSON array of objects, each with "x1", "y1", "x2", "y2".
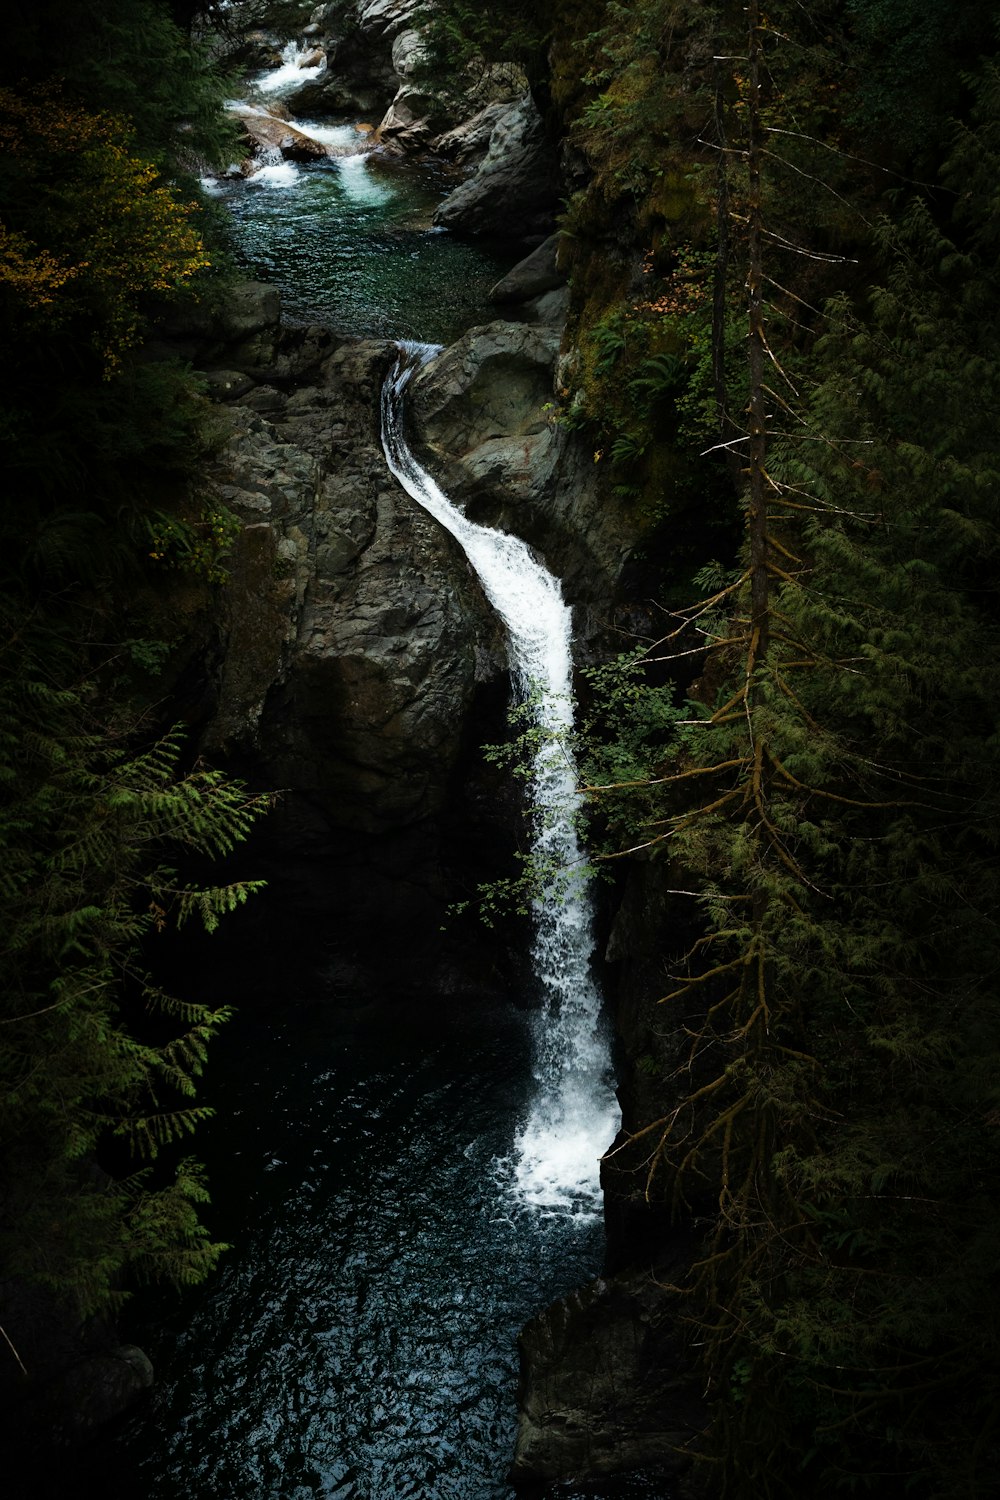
[{"x1": 1, "y1": 3, "x2": 999, "y2": 1496}]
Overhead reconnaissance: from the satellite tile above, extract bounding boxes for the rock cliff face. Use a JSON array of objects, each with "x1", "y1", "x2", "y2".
[
  {"x1": 201, "y1": 332, "x2": 501, "y2": 829},
  {"x1": 511, "y1": 1269, "x2": 702, "y2": 1490},
  {"x1": 154, "y1": 283, "x2": 514, "y2": 1000},
  {"x1": 406, "y1": 308, "x2": 640, "y2": 614},
  {"x1": 432, "y1": 96, "x2": 560, "y2": 244}
]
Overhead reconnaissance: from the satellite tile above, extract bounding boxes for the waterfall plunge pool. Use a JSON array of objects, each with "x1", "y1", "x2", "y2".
[
  {"x1": 213, "y1": 138, "x2": 517, "y2": 345},
  {"x1": 90, "y1": 995, "x2": 605, "y2": 1499}
]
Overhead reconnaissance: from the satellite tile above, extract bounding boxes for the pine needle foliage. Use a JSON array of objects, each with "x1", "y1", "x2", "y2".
[
  {"x1": 411, "y1": 0, "x2": 553, "y2": 103},
  {"x1": 2, "y1": 0, "x2": 241, "y2": 173},
  {"x1": 583, "y1": 10, "x2": 1000, "y2": 1497}
]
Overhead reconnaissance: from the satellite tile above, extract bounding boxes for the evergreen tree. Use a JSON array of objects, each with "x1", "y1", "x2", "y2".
[
  {"x1": 0, "y1": 619, "x2": 272, "y2": 1327},
  {"x1": 581, "y1": 8, "x2": 1000, "y2": 1496}
]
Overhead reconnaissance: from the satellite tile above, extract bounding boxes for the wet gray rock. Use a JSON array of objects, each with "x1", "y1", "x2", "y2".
[
  {"x1": 203, "y1": 368, "x2": 258, "y2": 401},
  {"x1": 408, "y1": 321, "x2": 642, "y2": 609},
  {"x1": 391, "y1": 25, "x2": 424, "y2": 78},
  {"x1": 373, "y1": 21, "x2": 527, "y2": 155},
  {"x1": 433, "y1": 96, "x2": 560, "y2": 243},
  {"x1": 284, "y1": 71, "x2": 389, "y2": 119},
  {"x1": 375, "y1": 85, "x2": 441, "y2": 150},
  {"x1": 523, "y1": 286, "x2": 571, "y2": 327},
  {"x1": 214, "y1": 280, "x2": 282, "y2": 344},
  {"x1": 200, "y1": 336, "x2": 503, "y2": 836},
  {"x1": 356, "y1": 0, "x2": 421, "y2": 35},
  {"x1": 431, "y1": 101, "x2": 512, "y2": 165},
  {"x1": 232, "y1": 106, "x2": 331, "y2": 161},
  {"x1": 31, "y1": 1344, "x2": 154, "y2": 1445},
  {"x1": 151, "y1": 312, "x2": 514, "y2": 996},
  {"x1": 411, "y1": 322, "x2": 561, "y2": 462},
  {"x1": 512, "y1": 1272, "x2": 701, "y2": 1489},
  {"x1": 490, "y1": 234, "x2": 566, "y2": 306},
  {"x1": 283, "y1": 0, "x2": 421, "y2": 116}
]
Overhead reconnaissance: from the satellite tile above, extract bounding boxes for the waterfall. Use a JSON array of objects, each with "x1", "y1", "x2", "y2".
[
  {"x1": 381, "y1": 343, "x2": 620, "y2": 1210},
  {"x1": 255, "y1": 41, "x2": 326, "y2": 94}
]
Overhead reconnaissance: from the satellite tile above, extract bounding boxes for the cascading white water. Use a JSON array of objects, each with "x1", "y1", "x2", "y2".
[
  {"x1": 382, "y1": 343, "x2": 620, "y2": 1210},
  {"x1": 255, "y1": 40, "x2": 326, "y2": 93},
  {"x1": 246, "y1": 144, "x2": 301, "y2": 190}
]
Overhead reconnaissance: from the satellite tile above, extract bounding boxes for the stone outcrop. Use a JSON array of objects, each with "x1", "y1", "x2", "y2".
[
  {"x1": 37, "y1": 1345, "x2": 155, "y2": 1444},
  {"x1": 371, "y1": 17, "x2": 527, "y2": 155},
  {"x1": 198, "y1": 333, "x2": 503, "y2": 835},
  {"x1": 511, "y1": 1270, "x2": 702, "y2": 1490},
  {"x1": 407, "y1": 316, "x2": 642, "y2": 611},
  {"x1": 282, "y1": 0, "x2": 423, "y2": 118},
  {"x1": 230, "y1": 105, "x2": 331, "y2": 161},
  {"x1": 432, "y1": 101, "x2": 513, "y2": 165},
  {"x1": 222, "y1": 0, "x2": 537, "y2": 192},
  {"x1": 373, "y1": 27, "x2": 441, "y2": 150},
  {"x1": 205, "y1": 355, "x2": 500, "y2": 840},
  {"x1": 355, "y1": 0, "x2": 420, "y2": 32},
  {"x1": 490, "y1": 233, "x2": 564, "y2": 306},
  {"x1": 143, "y1": 284, "x2": 515, "y2": 1000},
  {"x1": 433, "y1": 96, "x2": 560, "y2": 243}
]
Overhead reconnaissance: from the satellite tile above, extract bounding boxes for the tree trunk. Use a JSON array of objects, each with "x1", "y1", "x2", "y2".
[{"x1": 746, "y1": 0, "x2": 770, "y2": 665}]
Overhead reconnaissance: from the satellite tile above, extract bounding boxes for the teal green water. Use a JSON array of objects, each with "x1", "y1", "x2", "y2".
[{"x1": 218, "y1": 148, "x2": 516, "y2": 344}]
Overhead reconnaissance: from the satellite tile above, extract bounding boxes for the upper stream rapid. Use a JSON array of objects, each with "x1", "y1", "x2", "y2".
[{"x1": 89, "y1": 52, "x2": 659, "y2": 1500}]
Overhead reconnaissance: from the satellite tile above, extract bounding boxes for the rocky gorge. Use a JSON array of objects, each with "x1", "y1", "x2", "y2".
[
  {"x1": 7, "y1": 3, "x2": 691, "y2": 1494},
  {"x1": 8, "y1": 5, "x2": 1000, "y2": 1497}
]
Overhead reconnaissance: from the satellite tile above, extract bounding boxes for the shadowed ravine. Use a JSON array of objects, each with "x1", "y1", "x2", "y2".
[
  {"x1": 106, "y1": 350, "x2": 622, "y2": 1499},
  {"x1": 101, "y1": 56, "x2": 638, "y2": 1500}
]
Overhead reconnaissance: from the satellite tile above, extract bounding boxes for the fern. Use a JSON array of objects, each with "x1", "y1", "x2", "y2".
[{"x1": 0, "y1": 621, "x2": 272, "y2": 1320}]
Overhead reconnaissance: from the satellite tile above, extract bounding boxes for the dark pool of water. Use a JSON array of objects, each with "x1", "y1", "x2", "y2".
[
  {"x1": 89, "y1": 996, "x2": 607, "y2": 1499},
  {"x1": 216, "y1": 149, "x2": 516, "y2": 345}
]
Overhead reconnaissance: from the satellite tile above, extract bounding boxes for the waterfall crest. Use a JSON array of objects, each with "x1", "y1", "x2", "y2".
[{"x1": 381, "y1": 343, "x2": 619, "y2": 1210}]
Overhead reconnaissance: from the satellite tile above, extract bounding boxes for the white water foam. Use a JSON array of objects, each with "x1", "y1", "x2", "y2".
[
  {"x1": 293, "y1": 120, "x2": 369, "y2": 153},
  {"x1": 245, "y1": 145, "x2": 301, "y2": 190},
  {"x1": 224, "y1": 101, "x2": 374, "y2": 190},
  {"x1": 255, "y1": 41, "x2": 326, "y2": 94},
  {"x1": 336, "y1": 152, "x2": 394, "y2": 206},
  {"x1": 381, "y1": 344, "x2": 620, "y2": 1212}
]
